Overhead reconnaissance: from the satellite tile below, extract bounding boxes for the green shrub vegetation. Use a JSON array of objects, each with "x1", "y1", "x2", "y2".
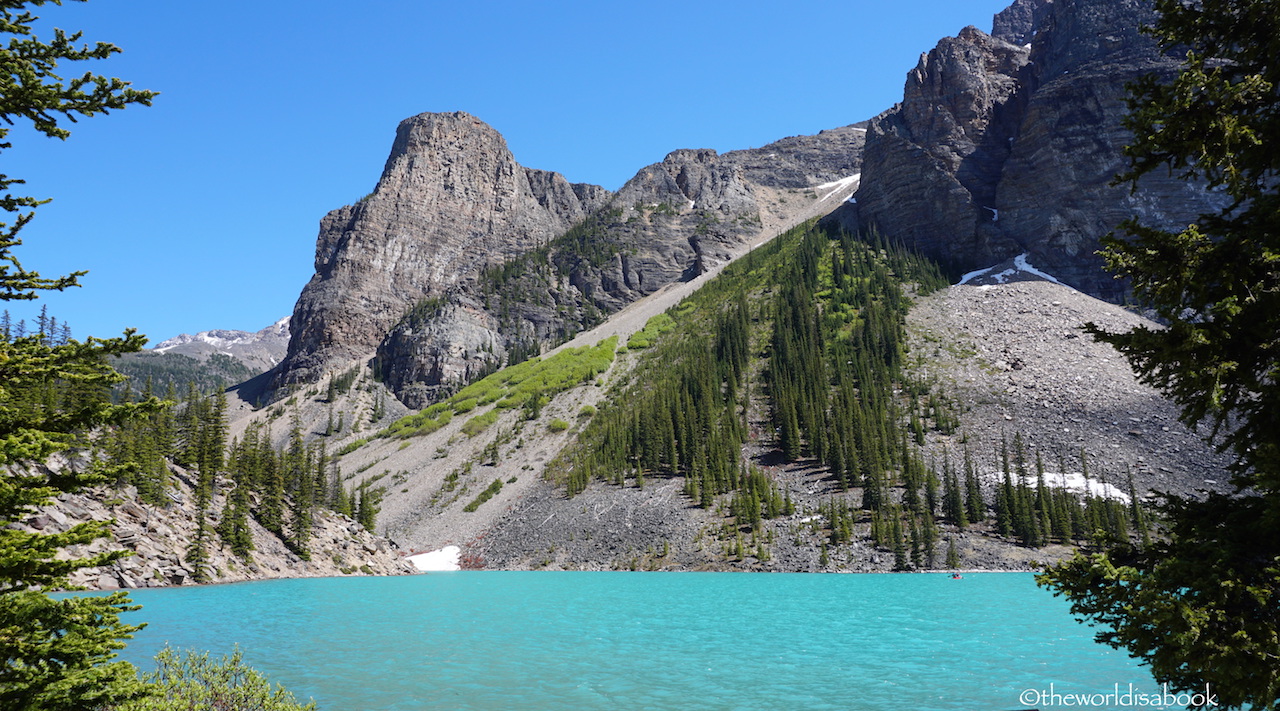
[
  {"x1": 117, "y1": 647, "x2": 316, "y2": 710},
  {"x1": 462, "y1": 478, "x2": 504, "y2": 512},
  {"x1": 378, "y1": 337, "x2": 617, "y2": 439},
  {"x1": 548, "y1": 418, "x2": 571, "y2": 432},
  {"x1": 336, "y1": 438, "x2": 370, "y2": 456},
  {"x1": 460, "y1": 409, "x2": 501, "y2": 437},
  {"x1": 625, "y1": 313, "x2": 675, "y2": 349}
]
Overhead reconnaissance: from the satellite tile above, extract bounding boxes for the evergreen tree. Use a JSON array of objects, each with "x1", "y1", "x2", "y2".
[
  {"x1": 258, "y1": 428, "x2": 285, "y2": 535},
  {"x1": 963, "y1": 447, "x2": 985, "y2": 524},
  {"x1": 356, "y1": 483, "x2": 381, "y2": 533},
  {"x1": 942, "y1": 454, "x2": 967, "y2": 528},
  {"x1": 0, "y1": 2, "x2": 156, "y2": 705},
  {"x1": 217, "y1": 437, "x2": 254, "y2": 560},
  {"x1": 286, "y1": 416, "x2": 313, "y2": 558},
  {"x1": 890, "y1": 509, "x2": 909, "y2": 571}
]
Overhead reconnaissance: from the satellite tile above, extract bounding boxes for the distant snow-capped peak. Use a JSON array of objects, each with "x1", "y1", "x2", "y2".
[{"x1": 153, "y1": 317, "x2": 290, "y2": 353}]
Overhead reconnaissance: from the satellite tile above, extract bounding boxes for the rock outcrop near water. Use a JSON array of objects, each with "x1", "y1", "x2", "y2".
[
  {"x1": 274, "y1": 112, "x2": 864, "y2": 407},
  {"x1": 22, "y1": 457, "x2": 415, "y2": 590},
  {"x1": 856, "y1": 0, "x2": 1229, "y2": 301}
]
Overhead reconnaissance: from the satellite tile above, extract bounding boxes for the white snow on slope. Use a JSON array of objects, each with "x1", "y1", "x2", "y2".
[
  {"x1": 958, "y1": 263, "x2": 998, "y2": 285},
  {"x1": 813, "y1": 173, "x2": 861, "y2": 202},
  {"x1": 407, "y1": 545, "x2": 461, "y2": 572},
  {"x1": 1012, "y1": 253, "x2": 1064, "y2": 285},
  {"x1": 957, "y1": 253, "x2": 1068, "y2": 287},
  {"x1": 154, "y1": 316, "x2": 291, "y2": 353},
  {"x1": 1028, "y1": 472, "x2": 1131, "y2": 504}
]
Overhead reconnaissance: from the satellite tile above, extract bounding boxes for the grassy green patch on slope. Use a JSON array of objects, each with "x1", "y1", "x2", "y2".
[
  {"x1": 379, "y1": 336, "x2": 618, "y2": 439},
  {"x1": 626, "y1": 313, "x2": 676, "y2": 349}
]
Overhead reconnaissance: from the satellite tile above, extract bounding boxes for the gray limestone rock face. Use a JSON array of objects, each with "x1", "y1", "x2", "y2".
[
  {"x1": 721, "y1": 123, "x2": 867, "y2": 189},
  {"x1": 855, "y1": 0, "x2": 1230, "y2": 297},
  {"x1": 994, "y1": 0, "x2": 1231, "y2": 300},
  {"x1": 992, "y1": 0, "x2": 1054, "y2": 45},
  {"x1": 375, "y1": 147, "x2": 763, "y2": 408},
  {"x1": 274, "y1": 111, "x2": 609, "y2": 389},
  {"x1": 857, "y1": 25, "x2": 1030, "y2": 271},
  {"x1": 372, "y1": 124, "x2": 868, "y2": 409},
  {"x1": 272, "y1": 110, "x2": 867, "y2": 408}
]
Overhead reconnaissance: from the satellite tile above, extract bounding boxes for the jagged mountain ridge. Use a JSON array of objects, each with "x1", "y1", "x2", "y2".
[
  {"x1": 851, "y1": 0, "x2": 1230, "y2": 301},
  {"x1": 378, "y1": 129, "x2": 867, "y2": 408},
  {"x1": 270, "y1": 111, "x2": 865, "y2": 408},
  {"x1": 151, "y1": 317, "x2": 290, "y2": 370},
  {"x1": 266, "y1": 0, "x2": 1223, "y2": 411}
]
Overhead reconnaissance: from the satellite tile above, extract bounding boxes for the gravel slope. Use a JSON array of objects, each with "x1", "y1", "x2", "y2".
[{"x1": 906, "y1": 278, "x2": 1233, "y2": 501}]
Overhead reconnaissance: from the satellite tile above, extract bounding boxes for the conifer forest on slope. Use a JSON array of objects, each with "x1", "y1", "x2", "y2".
[{"x1": 541, "y1": 221, "x2": 1143, "y2": 568}]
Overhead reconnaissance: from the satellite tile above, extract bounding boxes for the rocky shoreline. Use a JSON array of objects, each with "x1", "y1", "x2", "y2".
[{"x1": 19, "y1": 462, "x2": 416, "y2": 592}]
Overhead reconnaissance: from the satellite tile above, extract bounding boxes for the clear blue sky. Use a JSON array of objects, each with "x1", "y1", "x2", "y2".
[{"x1": 6, "y1": 0, "x2": 1014, "y2": 344}]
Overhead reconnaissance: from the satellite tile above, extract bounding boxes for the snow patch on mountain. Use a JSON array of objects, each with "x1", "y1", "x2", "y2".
[{"x1": 957, "y1": 253, "x2": 1068, "y2": 287}]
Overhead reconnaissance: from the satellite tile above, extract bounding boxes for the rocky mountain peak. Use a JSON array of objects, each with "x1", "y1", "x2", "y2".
[
  {"x1": 273, "y1": 111, "x2": 610, "y2": 389},
  {"x1": 146, "y1": 317, "x2": 291, "y2": 376}
]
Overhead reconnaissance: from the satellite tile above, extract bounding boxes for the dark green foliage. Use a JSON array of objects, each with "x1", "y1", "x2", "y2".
[
  {"x1": 285, "y1": 416, "x2": 313, "y2": 559},
  {"x1": 551, "y1": 221, "x2": 958, "y2": 559},
  {"x1": 112, "y1": 352, "x2": 258, "y2": 397},
  {"x1": 945, "y1": 538, "x2": 960, "y2": 569},
  {"x1": 0, "y1": 2, "x2": 157, "y2": 706},
  {"x1": 356, "y1": 482, "x2": 381, "y2": 532},
  {"x1": 731, "y1": 467, "x2": 791, "y2": 531},
  {"x1": 962, "y1": 447, "x2": 985, "y2": 525},
  {"x1": 470, "y1": 208, "x2": 625, "y2": 350},
  {"x1": 171, "y1": 389, "x2": 228, "y2": 581},
  {"x1": 1040, "y1": 4, "x2": 1280, "y2": 707},
  {"x1": 103, "y1": 381, "x2": 174, "y2": 506},
  {"x1": 327, "y1": 368, "x2": 359, "y2": 400},
  {"x1": 941, "y1": 455, "x2": 967, "y2": 529}
]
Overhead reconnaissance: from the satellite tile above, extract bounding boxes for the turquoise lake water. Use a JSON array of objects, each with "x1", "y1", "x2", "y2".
[{"x1": 104, "y1": 572, "x2": 1172, "y2": 710}]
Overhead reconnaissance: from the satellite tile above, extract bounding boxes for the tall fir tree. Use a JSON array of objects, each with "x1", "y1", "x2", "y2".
[{"x1": 0, "y1": 1, "x2": 156, "y2": 706}]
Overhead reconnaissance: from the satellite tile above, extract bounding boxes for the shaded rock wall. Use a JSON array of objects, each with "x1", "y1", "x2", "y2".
[
  {"x1": 856, "y1": 25, "x2": 1031, "y2": 270},
  {"x1": 856, "y1": 0, "x2": 1229, "y2": 299}
]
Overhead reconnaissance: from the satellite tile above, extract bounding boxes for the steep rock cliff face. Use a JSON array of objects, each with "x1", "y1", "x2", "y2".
[
  {"x1": 994, "y1": 0, "x2": 1229, "y2": 300},
  {"x1": 377, "y1": 128, "x2": 866, "y2": 407},
  {"x1": 273, "y1": 111, "x2": 609, "y2": 389},
  {"x1": 856, "y1": 26, "x2": 1030, "y2": 270},
  {"x1": 856, "y1": 0, "x2": 1229, "y2": 298}
]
